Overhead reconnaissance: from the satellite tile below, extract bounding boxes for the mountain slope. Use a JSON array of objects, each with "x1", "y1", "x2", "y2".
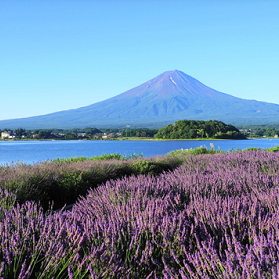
[{"x1": 1, "y1": 70, "x2": 279, "y2": 129}]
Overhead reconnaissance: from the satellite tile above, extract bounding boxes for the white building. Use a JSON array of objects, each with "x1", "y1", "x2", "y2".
[{"x1": 1, "y1": 131, "x2": 16, "y2": 139}]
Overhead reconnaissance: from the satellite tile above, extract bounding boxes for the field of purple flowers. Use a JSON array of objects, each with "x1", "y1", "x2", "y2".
[{"x1": 1, "y1": 150, "x2": 279, "y2": 278}]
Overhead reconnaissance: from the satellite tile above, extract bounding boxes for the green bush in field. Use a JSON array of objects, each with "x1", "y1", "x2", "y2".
[
  {"x1": 129, "y1": 155, "x2": 182, "y2": 176},
  {"x1": 130, "y1": 160, "x2": 160, "y2": 175},
  {"x1": 243, "y1": 147, "x2": 262, "y2": 151},
  {"x1": 266, "y1": 146, "x2": 279, "y2": 152},
  {"x1": 52, "y1": 153, "x2": 143, "y2": 163},
  {"x1": 167, "y1": 145, "x2": 221, "y2": 156},
  {"x1": 240, "y1": 146, "x2": 279, "y2": 153},
  {"x1": 189, "y1": 146, "x2": 219, "y2": 155}
]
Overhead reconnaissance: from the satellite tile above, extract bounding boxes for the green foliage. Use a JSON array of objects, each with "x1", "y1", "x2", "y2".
[
  {"x1": 53, "y1": 157, "x2": 90, "y2": 163},
  {"x1": 120, "y1": 128, "x2": 158, "y2": 138},
  {"x1": 130, "y1": 160, "x2": 161, "y2": 175},
  {"x1": 91, "y1": 153, "x2": 123, "y2": 161},
  {"x1": 155, "y1": 119, "x2": 246, "y2": 139},
  {"x1": 129, "y1": 156, "x2": 182, "y2": 176},
  {"x1": 254, "y1": 127, "x2": 278, "y2": 137},
  {"x1": 14, "y1": 127, "x2": 27, "y2": 137},
  {"x1": 167, "y1": 145, "x2": 222, "y2": 156},
  {"x1": 237, "y1": 146, "x2": 279, "y2": 153},
  {"x1": 188, "y1": 146, "x2": 218, "y2": 155},
  {"x1": 90, "y1": 153, "x2": 143, "y2": 161},
  {"x1": 85, "y1": 127, "x2": 102, "y2": 135},
  {"x1": 243, "y1": 147, "x2": 262, "y2": 151},
  {"x1": 64, "y1": 133, "x2": 78, "y2": 140},
  {"x1": 36, "y1": 130, "x2": 53, "y2": 139},
  {"x1": 52, "y1": 153, "x2": 143, "y2": 163},
  {"x1": 266, "y1": 146, "x2": 279, "y2": 152},
  {"x1": 1, "y1": 127, "x2": 158, "y2": 140},
  {"x1": 237, "y1": 124, "x2": 279, "y2": 138},
  {"x1": 167, "y1": 149, "x2": 193, "y2": 156}
]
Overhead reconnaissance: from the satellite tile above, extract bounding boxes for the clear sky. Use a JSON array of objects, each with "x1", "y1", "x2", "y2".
[{"x1": 1, "y1": 0, "x2": 279, "y2": 120}]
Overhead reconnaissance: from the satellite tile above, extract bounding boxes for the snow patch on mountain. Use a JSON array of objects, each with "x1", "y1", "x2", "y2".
[{"x1": 170, "y1": 76, "x2": 177, "y2": 85}]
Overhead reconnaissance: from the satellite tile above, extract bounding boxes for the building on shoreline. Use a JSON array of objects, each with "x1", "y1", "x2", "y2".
[{"x1": 1, "y1": 131, "x2": 16, "y2": 139}]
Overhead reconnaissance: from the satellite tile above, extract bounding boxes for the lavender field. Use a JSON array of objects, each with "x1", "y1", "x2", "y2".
[{"x1": 1, "y1": 150, "x2": 279, "y2": 278}]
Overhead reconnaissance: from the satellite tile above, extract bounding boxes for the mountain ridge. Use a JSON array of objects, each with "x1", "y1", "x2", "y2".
[{"x1": 1, "y1": 70, "x2": 279, "y2": 129}]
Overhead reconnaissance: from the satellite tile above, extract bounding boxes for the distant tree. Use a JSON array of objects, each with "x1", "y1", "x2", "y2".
[
  {"x1": 265, "y1": 127, "x2": 276, "y2": 137},
  {"x1": 64, "y1": 133, "x2": 78, "y2": 140},
  {"x1": 15, "y1": 128, "x2": 27, "y2": 137},
  {"x1": 84, "y1": 128, "x2": 102, "y2": 139},
  {"x1": 252, "y1": 129, "x2": 264, "y2": 137},
  {"x1": 85, "y1": 128, "x2": 102, "y2": 135},
  {"x1": 36, "y1": 130, "x2": 53, "y2": 139}
]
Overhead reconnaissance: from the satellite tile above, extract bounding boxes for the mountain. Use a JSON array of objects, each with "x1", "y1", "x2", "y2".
[{"x1": 1, "y1": 70, "x2": 279, "y2": 129}]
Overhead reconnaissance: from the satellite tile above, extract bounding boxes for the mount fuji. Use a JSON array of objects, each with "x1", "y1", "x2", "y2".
[{"x1": 1, "y1": 70, "x2": 279, "y2": 129}]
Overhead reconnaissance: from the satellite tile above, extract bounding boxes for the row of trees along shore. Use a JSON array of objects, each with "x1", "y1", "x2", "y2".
[
  {"x1": 0, "y1": 127, "x2": 158, "y2": 140},
  {"x1": 5, "y1": 120, "x2": 279, "y2": 140}
]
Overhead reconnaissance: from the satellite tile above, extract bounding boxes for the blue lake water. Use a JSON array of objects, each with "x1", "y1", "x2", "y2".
[{"x1": 0, "y1": 139, "x2": 279, "y2": 165}]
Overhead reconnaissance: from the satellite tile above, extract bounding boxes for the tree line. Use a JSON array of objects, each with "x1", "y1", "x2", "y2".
[
  {"x1": 7, "y1": 120, "x2": 275, "y2": 140},
  {"x1": 0, "y1": 127, "x2": 158, "y2": 140},
  {"x1": 154, "y1": 120, "x2": 246, "y2": 139},
  {"x1": 238, "y1": 125, "x2": 279, "y2": 138}
]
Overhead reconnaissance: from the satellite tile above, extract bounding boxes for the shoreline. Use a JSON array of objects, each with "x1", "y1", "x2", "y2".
[
  {"x1": 0, "y1": 137, "x2": 253, "y2": 142},
  {"x1": 1, "y1": 135, "x2": 277, "y2": 142}
]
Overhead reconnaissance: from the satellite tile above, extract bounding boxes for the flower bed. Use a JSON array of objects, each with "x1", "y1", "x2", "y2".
[{"x1": 1, "y1": 150, "x2": 279, "y2": 278}]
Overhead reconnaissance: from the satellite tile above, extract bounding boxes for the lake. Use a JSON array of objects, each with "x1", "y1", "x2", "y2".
[{"x1": 1, "y1": 138, "x2": 279, "y2": 165}]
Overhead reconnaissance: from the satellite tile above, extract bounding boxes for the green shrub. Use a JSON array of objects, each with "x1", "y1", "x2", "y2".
[
  {"x1": 52, "y1": 153, "x2": 143, "y2": 163},
  {"x1": 130, "y1": 160, "x2": 161, "y2": 175},
  {"x1": 90, "y1": 153, "x2": 123, "y2": 161},
  {"x1": 189, "y1": 146, "x2": 213, "y2": 155},
  {"x1": 167, "y1": 145, "x2": 221, "y2": 156},
  {"x1": 243, "y1": 147, "x2": 262, "y2": 151},
  {"x1": 129, "y1": 156, "x2": 180, "y2": 176},
  {"x1": 266, "y1": 146, "x2": 279, "y2": 152},
  {"x1": 167, "y1": 148, "x2": 192, "y2": 157},
  {"x1": 53, "y1": 157, "x2": 89, "y2": 163}
]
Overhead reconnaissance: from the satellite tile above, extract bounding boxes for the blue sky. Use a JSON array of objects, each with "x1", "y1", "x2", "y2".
[{"x1": 1, "y1": 0, "x2": 279, "y2": 121}]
